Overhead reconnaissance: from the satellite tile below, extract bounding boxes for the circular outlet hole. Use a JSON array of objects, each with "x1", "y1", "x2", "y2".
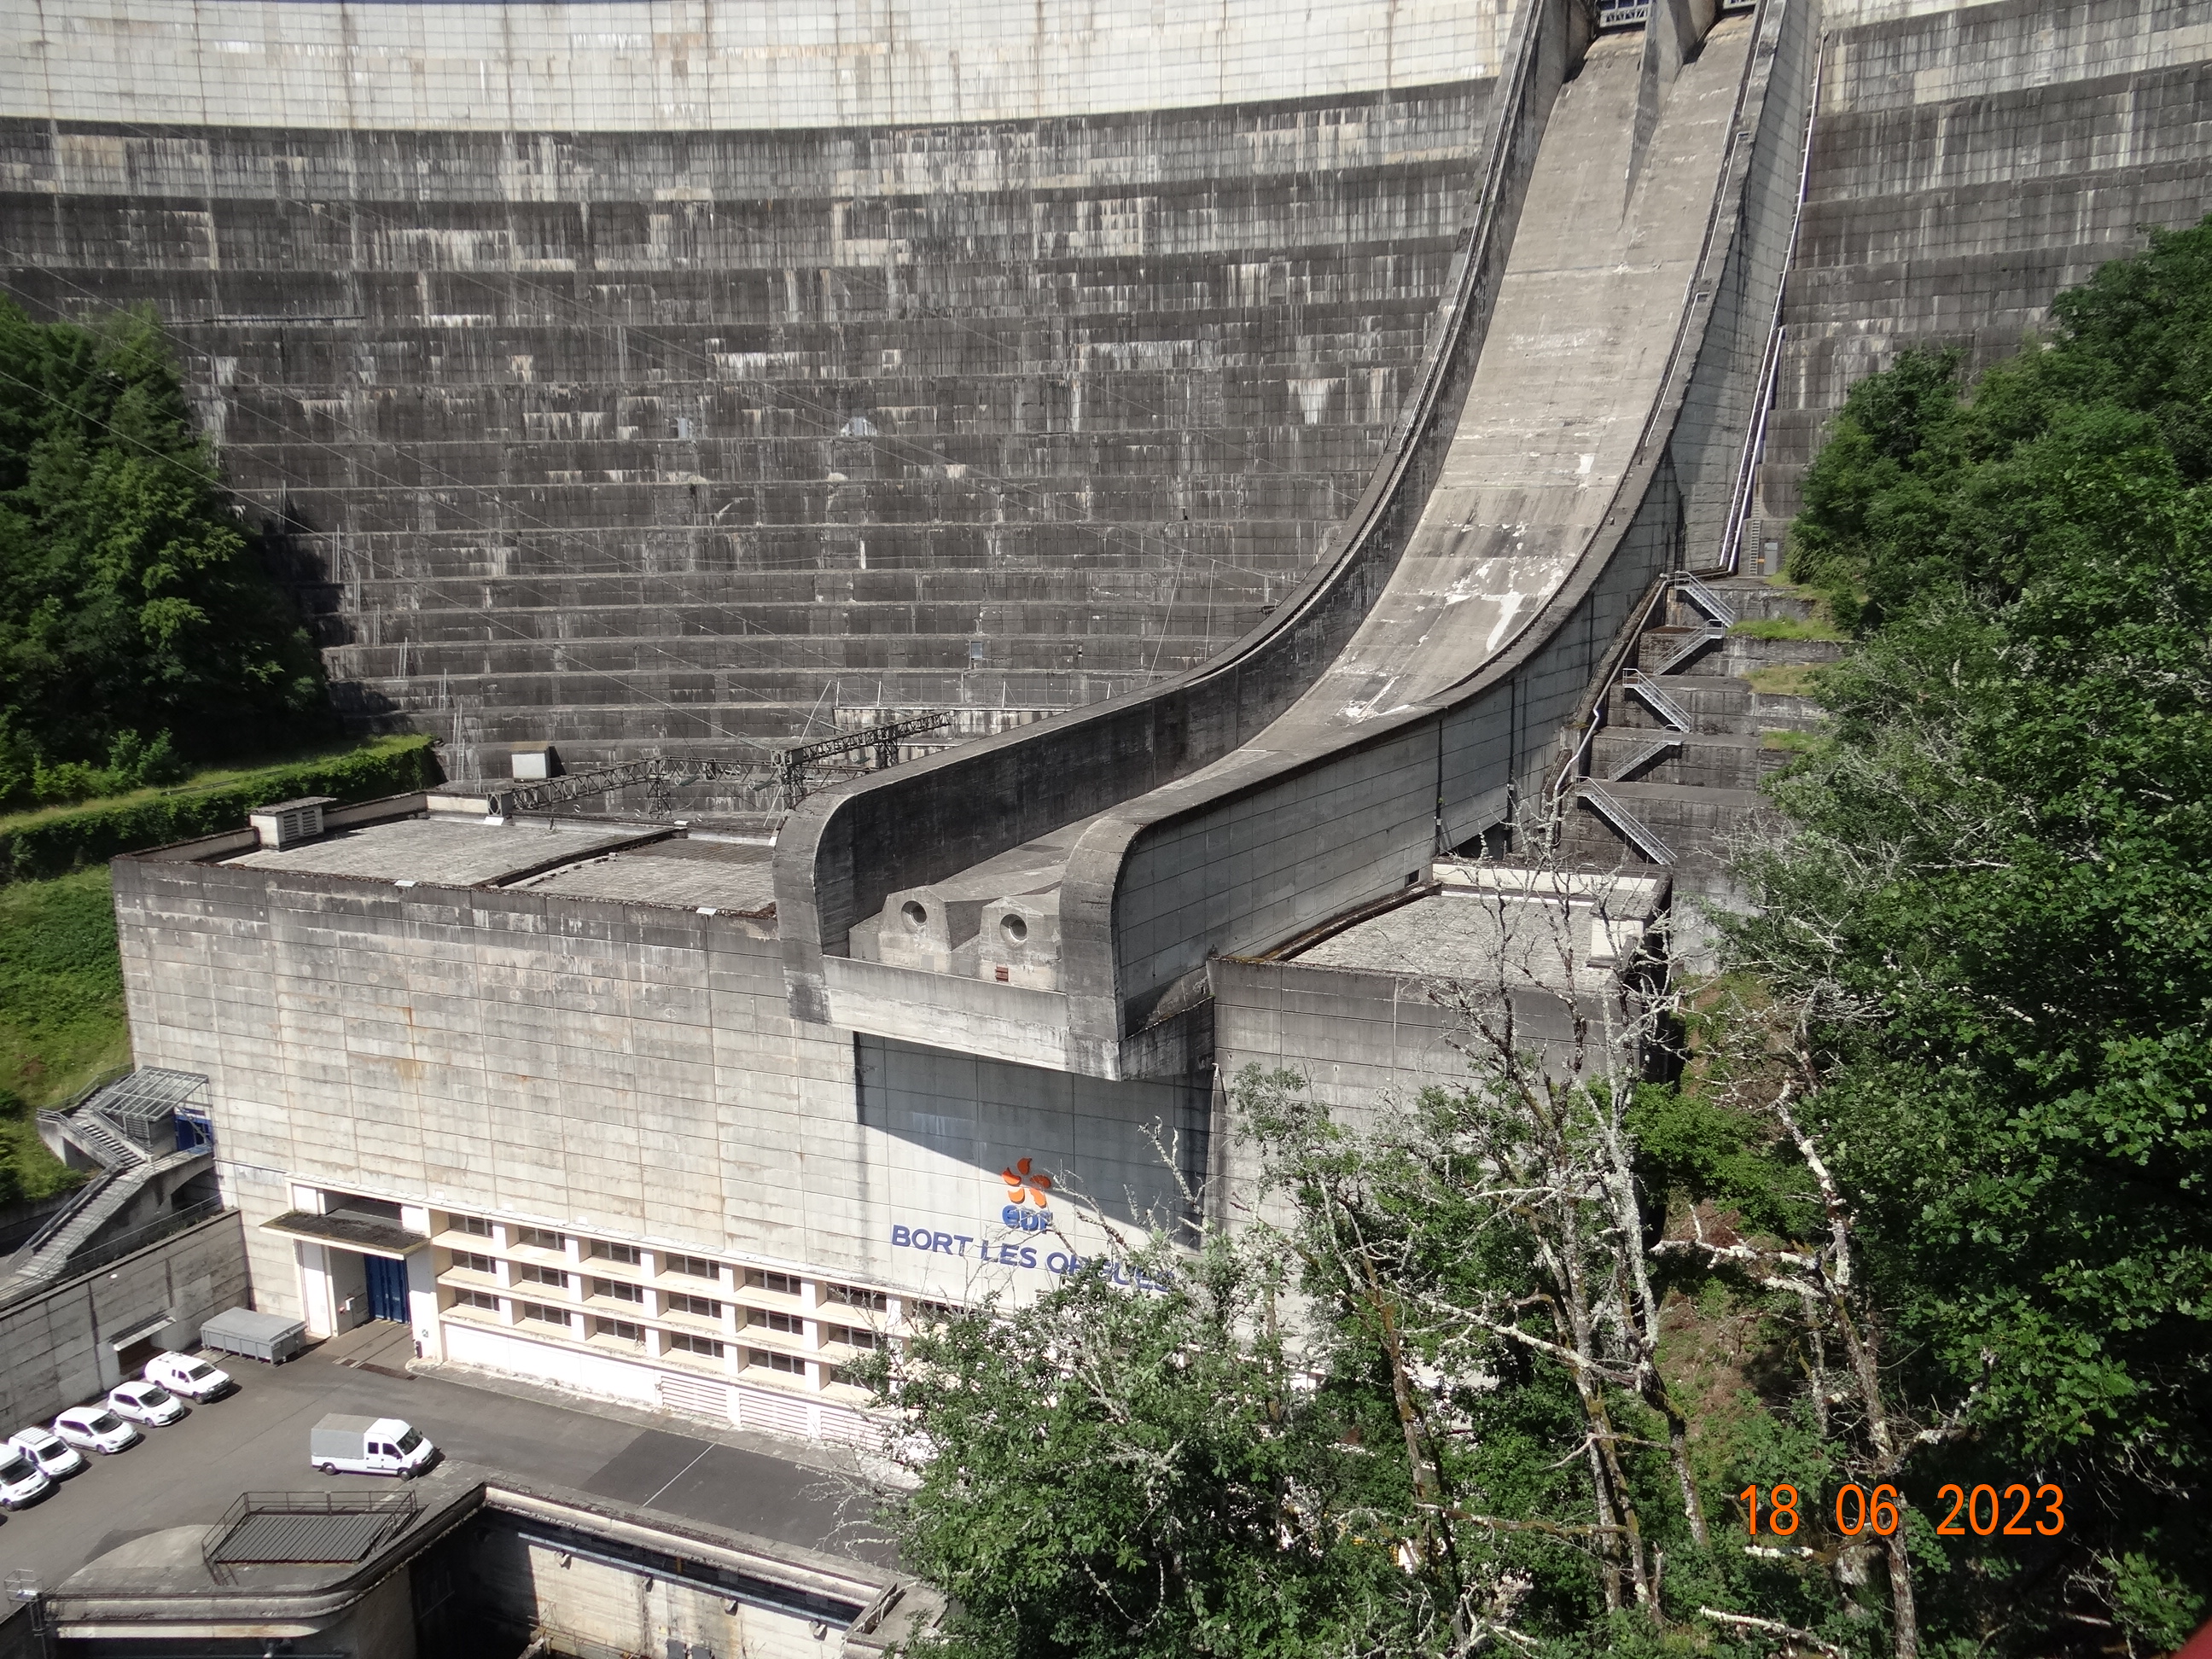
[
  {"x1": 900, "y1": 899, "x2": 928, "y2": 931},
  {"x1": 1001, "y1": 914, "x2": 1029, "y2": 946}
]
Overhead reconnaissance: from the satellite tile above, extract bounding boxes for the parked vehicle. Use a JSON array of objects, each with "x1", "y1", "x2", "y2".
[
  {"x1": 107, "y1": 1381, "x2": 189, "y2": 1428},
  {"x1": 8, "y1": 1426, "x2": 86, "y2": 1480},
  {"x1": 0, "y1": 1447, "x2": 53, "y2": 1509},
  {"x1": 52, "y1": 1406, "x2": 140, "y2": 1455},
  {"x1": 143, "y1": 1351, "x2": 236, "y2": 1401},
  {"x1": 309, "y1": 1414, "x2": 436, "y2": 1479}
]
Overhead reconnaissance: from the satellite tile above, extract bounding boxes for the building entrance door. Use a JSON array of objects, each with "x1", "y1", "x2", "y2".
[{"x1": 364, "y1": 1254, "x2": 410, "y2": 1324}]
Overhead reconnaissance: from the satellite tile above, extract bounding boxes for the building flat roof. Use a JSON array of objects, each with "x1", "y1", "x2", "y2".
[
  {"x1": 1293, "y1": 865, "x2": 1665, "y2": 994},
  {"x1": 223, "y1": 817, "x2": 649, "y2": 888},
  {"x1": 516, "y1": 839, "x2": 777, "y2": 914}
]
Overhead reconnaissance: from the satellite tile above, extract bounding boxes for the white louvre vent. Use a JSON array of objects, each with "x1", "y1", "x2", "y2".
[{"x1": 248, "y1": 795, "x2": 335, "y2": 850}]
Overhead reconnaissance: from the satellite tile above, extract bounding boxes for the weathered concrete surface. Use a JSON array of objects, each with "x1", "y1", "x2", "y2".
[
  {"x1": 110, "y1": 818, "x2": 1190, "y2": 1330},
  {"x1": 775, "y1": 0, "x2": 1615, "y2": 1038},
  {"x1": 0, "y1": 72, "x2": 1498, "y2": 780},
  {"x1": 1, "y1": 0, "x2": 1514, "y2": 131},
  {"x1": 1758, "y1": 0, "x2": 2212, "y2": 526},
  {"x1": 783, "y1": 0, "x2": 1818, "y2": 1079}
]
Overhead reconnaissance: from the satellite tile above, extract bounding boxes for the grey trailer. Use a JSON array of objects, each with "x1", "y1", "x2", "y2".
[{"x1": 200, "y1": 1307, "x2": 307, "y2": 1365}]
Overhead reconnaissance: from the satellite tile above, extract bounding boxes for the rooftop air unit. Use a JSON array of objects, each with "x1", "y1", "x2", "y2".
[{"x1": 248, "y1": 796, "x2": 335, "y2": 849}]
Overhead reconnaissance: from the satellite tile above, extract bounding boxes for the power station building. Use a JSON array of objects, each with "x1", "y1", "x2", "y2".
[{"x1": 14, "y1": 0, "x2": 2209, "y2": 1440}]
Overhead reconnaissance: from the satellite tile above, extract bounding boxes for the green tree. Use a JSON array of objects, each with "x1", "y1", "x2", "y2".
[
  {"x1": 1728, "y1": 218, "x2": 2212, "y2": 1650},
  {"x1": 853, "y1": 224, "x2": 2212, "y2": 1659},
  {"x1": 0, "y1": 299, "x2": 330, "y2": 807}
]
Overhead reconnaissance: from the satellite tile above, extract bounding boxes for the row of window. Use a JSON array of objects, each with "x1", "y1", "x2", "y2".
[
  {"x1": 451, "y1": 1289, "x2": 879, "y2": 1353},
  {"x1": 442, "y1": 1213, "x2": 894, "y2": 1314}
]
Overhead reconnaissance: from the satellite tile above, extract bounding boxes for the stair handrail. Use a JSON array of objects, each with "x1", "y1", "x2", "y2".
[
  {"x1": 1674, "y1": 571, "x2": 1740, "y2": 626},
  {"x1": 1607, "y1": 735, "x2": 1685, "y2": 782},
  {"x1": 1649, "y1": 621, "x2": 1726, "y2": 676},
  {"x1": 1624, "y1": 673, "x2": 1697, "y2": 733},
  {"x1": 4, "y1": 1167, "x2": 121, "y2": 1272},
  {"x1": 1709, "y1": 33, "x2": 1825, "y2": 576},
  {"x1": 1579, "y1": 782, "x2": 1679, "y2": 864},
  {"x1": 1549, "y1": 571, "x2": 1676, "y2": 812}
]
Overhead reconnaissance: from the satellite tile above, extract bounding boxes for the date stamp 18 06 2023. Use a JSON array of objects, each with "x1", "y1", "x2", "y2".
[{"x1": 1738, "y1": 1482, "x2": 2065, "y2": 1539}]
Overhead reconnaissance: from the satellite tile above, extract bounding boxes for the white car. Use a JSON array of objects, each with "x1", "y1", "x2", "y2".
[
  {"x1": 107, "y1": 1381, "x2": 189, "y2": 1428},
  {"x1": 0, "y1": 1447, "x2": 54, "y2": 1509},
  {"x1": 52, "y1": 1406, "x2": 140, "y2": 1455},
  {"x1": 143, "y1": 1352, "x2": 236, "y2": 1401},
  {"x1": 9, "y1": 1426, "x2": 86, "y2": 1481}
]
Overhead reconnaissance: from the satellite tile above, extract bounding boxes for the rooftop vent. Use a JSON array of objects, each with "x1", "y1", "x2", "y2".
[{"x1": 248, "y1": 796, "x2": 335, "y2": 850}]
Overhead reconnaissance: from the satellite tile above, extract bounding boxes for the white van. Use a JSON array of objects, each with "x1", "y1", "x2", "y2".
[
  {"x1": 144, "y1": 1352, "x2": 236, "y2": 1401},
  {"x1": 309, "y1": 1413, "x2": 436, "y2": 1479}
]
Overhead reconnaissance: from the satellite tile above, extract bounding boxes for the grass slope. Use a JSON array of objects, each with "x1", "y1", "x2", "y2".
[{"x1": 0, "y1": 867, "x2": 127, "y2": 1200}]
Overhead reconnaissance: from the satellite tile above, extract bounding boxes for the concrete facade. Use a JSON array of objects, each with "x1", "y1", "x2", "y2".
[{"x1": 114, "y1": 807, "x2": 1194, "y2": 1438}]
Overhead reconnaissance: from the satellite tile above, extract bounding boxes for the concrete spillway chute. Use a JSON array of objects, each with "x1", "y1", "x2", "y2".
[{"x1": 774, "y1": 0, "x2": 1818, "y2": 1080}]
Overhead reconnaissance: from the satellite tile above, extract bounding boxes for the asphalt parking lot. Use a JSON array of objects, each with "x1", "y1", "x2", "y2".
[{"x1": 0, "y1": 1324, "x2": 876, "y2": 1593}]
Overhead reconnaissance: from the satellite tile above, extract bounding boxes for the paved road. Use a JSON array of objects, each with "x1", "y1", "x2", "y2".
[{"x1": 0, "y1": 1330, "x2": 872, "y2": 1593}]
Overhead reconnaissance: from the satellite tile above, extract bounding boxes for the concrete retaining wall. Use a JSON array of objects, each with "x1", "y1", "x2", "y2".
[{"x1": 0, "y1": 1208, "x2": 251, "y2": 1427}]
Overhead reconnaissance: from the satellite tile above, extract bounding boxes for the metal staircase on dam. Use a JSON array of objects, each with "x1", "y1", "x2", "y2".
[
  {"x1": 1556, "y1": 571, "x2": 1837, "y2": 895},
  {"x1": 1, "y1": 1070, "x2": 218, "y2": 1300}
]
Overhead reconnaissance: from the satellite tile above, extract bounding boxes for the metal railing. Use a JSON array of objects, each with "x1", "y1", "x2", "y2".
[
  {"x1": 1608, "y1": 736, "x2": 1684, "y2": 783},
  {"x1": 1712, "y1": 35, "x2": 1826, "y2": 576},
  {"x1": 1579, "y1": 784, "x2": 1678, "y2": 865},
  {"x1": 1624, "y1": 673, "x2": 1696, "y2": 734},
  {"x1": 203, "y1": 1490, "x2": 420, "y2": 1586},
  {"x1": 1647, "y1": 621, "x2": 1726, "y2": 677},
  {"x1": 1, "y1": 1200, "x2": 230, "y2": 1306},
  {"x1": 1674, "y1": 571, "x2": 1740, "y2": 626}
]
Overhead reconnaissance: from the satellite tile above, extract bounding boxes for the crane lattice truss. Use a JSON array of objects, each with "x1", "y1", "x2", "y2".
[
  {"x1": 780, "y1": 713, "x2": 951, "y2": 805},
  {"x1": 496, "y1": 757, "x2": 752, "y2": 818},
  {"x1": 490, "y1": 713, "x2": 950, "y2": 816}
]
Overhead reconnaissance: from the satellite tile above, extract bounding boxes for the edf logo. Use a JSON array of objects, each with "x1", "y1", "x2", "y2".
[{"x1": 1001, "y1": 1157, "x2": 1055, "y2": 1232}]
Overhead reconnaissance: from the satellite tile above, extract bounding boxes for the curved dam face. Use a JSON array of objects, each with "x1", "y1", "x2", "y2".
[
  {"x1": 80, "y1": 0, "x2": 2212, "y2": 1414},
  {"x1": 780, "y1": 0, "x2": 1817, "y2": 1075},
  {"x1": 1, "y1": 0, "x2": 1510, "y2": 783}
]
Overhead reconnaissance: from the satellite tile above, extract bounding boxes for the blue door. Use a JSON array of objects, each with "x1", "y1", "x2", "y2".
[{"x1": 364, "y1": 1254, "x2": 410, "y2": 1324}]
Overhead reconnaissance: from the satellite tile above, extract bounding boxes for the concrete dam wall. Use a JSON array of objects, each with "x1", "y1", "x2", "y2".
[
  {"x1": 0, "y1": 0, "x2": 1514, "y2": 782},
  {"x1": 1758, "y1": 0, "x2": 2212, "y2": 530},
  {"x1": 8, "y1": 0, "x2": 2198, "y2": 783}
]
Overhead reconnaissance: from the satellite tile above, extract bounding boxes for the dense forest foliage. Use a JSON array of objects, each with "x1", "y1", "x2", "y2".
[
  {"x1": 0, "y1": 299, "x2": 330, "y2": 811},
  {"x1": 852, "y1": 224, "x2": 2212, "y2": 1656}
]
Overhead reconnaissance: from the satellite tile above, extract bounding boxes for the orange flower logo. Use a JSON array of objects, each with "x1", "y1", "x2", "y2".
[{"x1": 1002, "y1": 1157, "x2": 1052, "y2": 1208}]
